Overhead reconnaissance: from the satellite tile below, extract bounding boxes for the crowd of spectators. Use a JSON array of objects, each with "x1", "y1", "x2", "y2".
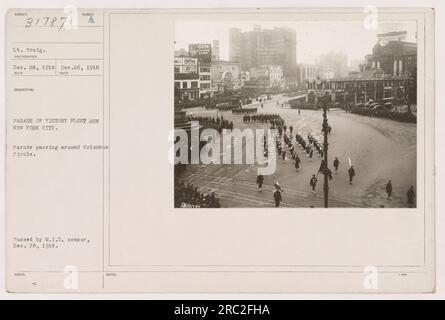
[{"x1": 174, "y1": 180, "x2": 221, "y2": 208}]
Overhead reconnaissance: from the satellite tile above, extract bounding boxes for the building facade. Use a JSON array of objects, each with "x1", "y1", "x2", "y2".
[
  {"x1": 306, "y1": 76, "x2": 415, "y2": 105},
  {"x1": 189, "y1": 43, "x2": 213, "y2": 98},
  {"x1": 198, "y1": 64, "x2": 212, "y2": 98},
  {"x1": 298, "y1": 64, "x2": 317, "y2": 81},
  {"x1": 229, "y1": 26, "x2": 297, "y2": 74},
  {"x1": 368, "y1": 34, "x2": 417, "y2": 78},
  {"x1": 288, "y1": 64, "x2": 317, "y2": 89},
  {"x1": 247, "y1": 65, "x2": 283, "y2": 89},
  {"x1": 305, "y1": 30, "x2": 417, "y2": 106},
  {"x1": 174, "y1": 56, "x2": 198, "y2": 74},
  {"x1": 228, "y1": 28, "x2": 242, "y2": 64},
  {"x1": 210, "y1": 60, "x2": 242, "y2": 94},
  {"x1": 212, "y1": 40, "x2": 220, "y2": 61},
  {"x1": 174, "y1": 57, "x2": 200, "y2": 101},
  {"x1": 174, "y1": 73, "x2": 200, "y2": 101}
]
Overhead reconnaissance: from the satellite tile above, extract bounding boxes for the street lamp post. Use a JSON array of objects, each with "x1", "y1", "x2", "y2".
[
  {"x1": 313, "y1": 81, "x2": 330, "y2": 208},
  {"x1": 322, "y1": 98, "x2": 329, "y2": 208}
]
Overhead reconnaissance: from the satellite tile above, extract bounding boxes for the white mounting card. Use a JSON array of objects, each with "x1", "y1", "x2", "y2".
[{"x1": 5, "y1": 7, "x2": 435, "y2": 293}]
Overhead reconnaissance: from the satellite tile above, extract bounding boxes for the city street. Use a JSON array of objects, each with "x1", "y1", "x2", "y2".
[{"x1": 179, "y1": 94, "x2": 417, "y2": 208}]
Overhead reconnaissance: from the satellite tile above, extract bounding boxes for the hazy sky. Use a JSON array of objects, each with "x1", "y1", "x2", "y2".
[{"x1": 175, "y1": 21, "x2": 417, "y2": 65}]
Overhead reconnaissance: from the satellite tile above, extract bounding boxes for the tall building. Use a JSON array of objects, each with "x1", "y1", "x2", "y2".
[
  {"x1": 229, "y1": 26, "x2": 297, "y2": 74},
  {"x1": 212, "y1": 40, "x2": 220, "y2": 61},
  {"x1": 229, "y1": 28, "x2": 242, "y2": 63},
  {"x1": 189, "y1": 43, "x2": 213, "y2": 98},
  {"x1": 369, "y1": 31, "x2": 417, "y2": 77}
]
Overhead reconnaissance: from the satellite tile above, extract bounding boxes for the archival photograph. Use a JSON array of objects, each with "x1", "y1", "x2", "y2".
[{"x1": 173, "y1": 20, "x2": 417, "y2": 208}]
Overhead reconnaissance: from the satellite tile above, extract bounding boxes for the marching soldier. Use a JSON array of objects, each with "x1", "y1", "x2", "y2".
[
  {"x1": 348, "y1": 165, "x2": 356, "y2": 185},
  {"x1": 256, "y1": 174, "x2": 264, "y2": 192},
  {"x1": 310, "y1": 175, "x2": 318, "y2": 194},
  {"x1": 273, "y1": 178, "x2": 283, "y2": 207},
  {"x1": 294, "y1": 154, "x2": 301, "y2": 170},
  {"x1": 273, "y1": 188, "x2": 282, "y2": 207},
  {"x1": 333, "y1": 157, "x2": 340, "y2": 173}
]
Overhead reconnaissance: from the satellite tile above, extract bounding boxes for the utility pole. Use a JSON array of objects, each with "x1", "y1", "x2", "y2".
[{"x1": 322, "y1": 97, "x2": 329, "y2": 208}]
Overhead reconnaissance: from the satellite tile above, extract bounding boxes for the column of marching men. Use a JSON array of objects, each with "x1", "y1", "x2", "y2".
[
  {"x1": 252, "y1": 115, "x2": 343, "y2": 207},
  {"x1": 175, "y1": 106, "x2": 416, "y2": 208},
  {"x1": 252, "y1": 113, "x2": 415, "y2": 208},
  {"x1": 190, "y1": 115, "x2": 234, "y2": 132},
  {"x1": 173, "y1": 114, "x2": 233, "y2": 208}
]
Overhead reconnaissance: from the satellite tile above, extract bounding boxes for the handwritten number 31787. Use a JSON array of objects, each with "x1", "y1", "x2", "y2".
[{"x1": 25, "y1": 16, "x2": 68, "y2": 31}]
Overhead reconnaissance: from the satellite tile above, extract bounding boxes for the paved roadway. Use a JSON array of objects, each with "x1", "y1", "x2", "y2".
[{"x1": 179, "y1": 94, "x2": 417, "y2": 208}]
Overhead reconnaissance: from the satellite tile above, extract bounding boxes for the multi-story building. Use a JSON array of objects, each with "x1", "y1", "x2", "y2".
[
  {"x1": 306, "y1": 30, "x2": 417, "y2": 105},
  {"x1": 174, "y1": 56, "x2": 198, "y2": 74},
  {"x1": 174, "y1": 57, "x2": 200, "y2": 101},
  {"x1": 229, "y1": 28, "x2": 242, "y2": 64},
  {"x1": 189, "y1": 43, "x2": 213, "y2": 98},
  {"x1": 229, "y1": 26, "x2": 297, "y2": 74},
  {"x1": 212, "y1": 40, "x2": 220, "y2": 61},
  {"x1": 210, "y1": 60, "x2": 242, "y2": 94},
  {"x1": 198, "y1": 64, "x2": 212, "y2": 98},
  {"x1": 367, "y1": 31, "x2": 417, "y2": 78},
  {"x1": 296, "y1": 64, "x2": 317, "y2": 87},
  {"x1": 306, "y1": 76, "x2": 414, "y2": 105},
  {"x1": 246, "y1": 65, "x2": 283, "y2": 89}
]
